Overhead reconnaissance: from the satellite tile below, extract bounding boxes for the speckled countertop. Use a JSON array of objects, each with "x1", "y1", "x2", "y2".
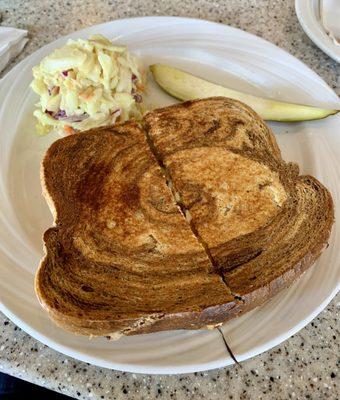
[{"x1": 0, "y1": 0, "x2": 339, "y2": 399}]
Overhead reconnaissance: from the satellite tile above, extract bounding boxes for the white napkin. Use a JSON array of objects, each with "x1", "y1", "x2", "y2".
[
  {"x1": 321, "y1": 0, "x2": 340, "y2": 45},
  {"x1": 0, "y1": 27, "x2": 28, "y2": 73}
]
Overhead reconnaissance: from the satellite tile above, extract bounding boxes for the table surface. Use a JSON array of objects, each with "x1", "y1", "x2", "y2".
[{"x1": 0, "y1": 0, "x2": 339, "y2": 399}]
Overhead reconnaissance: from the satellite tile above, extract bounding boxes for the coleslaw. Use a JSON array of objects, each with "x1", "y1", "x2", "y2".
[{"x1": 30, "y1": 34, "x2": 144, "y2": 135}]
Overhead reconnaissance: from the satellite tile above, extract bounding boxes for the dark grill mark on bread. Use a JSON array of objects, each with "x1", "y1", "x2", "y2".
[
  {"x1": 117, "y1": 184, "x2": 140, "y2": 210},
  {"x1": 203, "y1": 119, "x2": 221, "y2": 135},
  {"x1": 81, "y1": 285, "x2": 94, "y2": 292},
  {"x1": 222, "y1": 249, "x2": 263, "y2": 273},
  {"x1": 76, "y1": 161, "x2": 111, "y2": 210}
]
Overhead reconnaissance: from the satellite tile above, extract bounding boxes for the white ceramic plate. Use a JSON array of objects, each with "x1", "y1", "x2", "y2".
[
  {"x1": 0, "y1": 17, "x2": 339, "y2": 374},
  {"x1": 295, "y1": 0, "x2": 340, "y2": 63}
]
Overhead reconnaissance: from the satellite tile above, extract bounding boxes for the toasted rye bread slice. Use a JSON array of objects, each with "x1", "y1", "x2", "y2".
[
  {"x1": 36, "y1": 122, "x2": 236, "y2": 336},
  {"x1": 145, "y1": 97, "x2": 333, "y2": 278}
]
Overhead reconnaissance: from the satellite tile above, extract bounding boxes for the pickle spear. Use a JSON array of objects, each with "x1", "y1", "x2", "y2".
[{"x1": 150, "y1": 64, "x2": 338, "y2": 122}]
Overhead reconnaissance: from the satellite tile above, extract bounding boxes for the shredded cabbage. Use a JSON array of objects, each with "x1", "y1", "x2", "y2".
[{"x1": 30, "y1": 34, "x2": 144, "y2": 135}]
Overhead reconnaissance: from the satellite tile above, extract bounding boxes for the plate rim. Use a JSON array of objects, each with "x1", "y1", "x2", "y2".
[{"x1": 0, "y1": 16, "x2": 339, "y2": 374}]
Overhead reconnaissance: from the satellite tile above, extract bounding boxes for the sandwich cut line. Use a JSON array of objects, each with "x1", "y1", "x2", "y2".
[
  {"x1": 143, "y1": 123, "x2": 241, "y2": 299},
  {"x1": 141, "y1": 97, "x2": 311, "y2": 302},
  {"x1": 143, "y1": 123, "x2": 241, "y2": 363}
]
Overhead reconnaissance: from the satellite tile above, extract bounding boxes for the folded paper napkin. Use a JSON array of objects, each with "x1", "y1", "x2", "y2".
[
  {"x1": 0, "y1": 27, "x2": 28, "y2": 74},
  {"x1": 321, "y1": 0, "x2": 340, "y2": 45}
]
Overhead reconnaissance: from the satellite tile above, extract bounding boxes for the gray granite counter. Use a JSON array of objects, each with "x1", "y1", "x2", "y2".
[{"x1": 0, "y1": 0, "x2": 339, "y2": 399}]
